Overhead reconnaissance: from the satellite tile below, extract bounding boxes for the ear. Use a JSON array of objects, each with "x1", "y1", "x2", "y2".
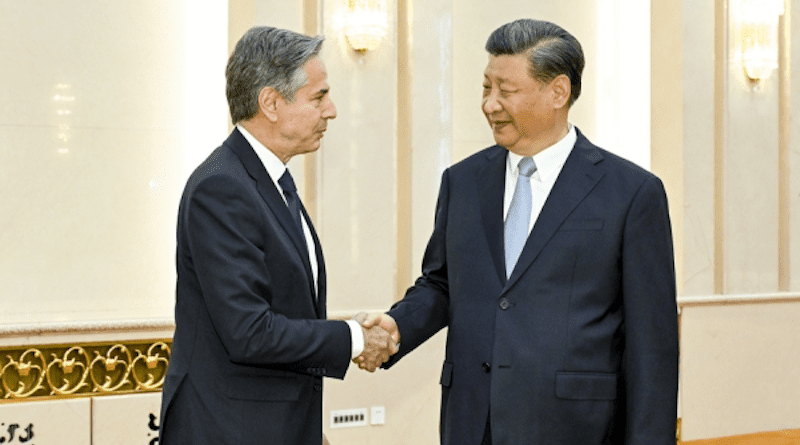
[
  {"x1": 258, "y1": 87, "x2": 281, "y2": 123},
  {"x1": 550, "y1": 74, "x2": 571, "y2": 109}
]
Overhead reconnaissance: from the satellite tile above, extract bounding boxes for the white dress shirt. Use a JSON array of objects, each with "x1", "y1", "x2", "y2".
[
  {"x1": 503, "y1": 124, "x2": 577, "y2": 233},
  {"x1": 238, "y1": 125, "x2": 364, "y2": 358}
]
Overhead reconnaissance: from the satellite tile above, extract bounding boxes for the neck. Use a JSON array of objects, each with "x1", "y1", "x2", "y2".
[
  {"x1": 239, "y1": 119, "x2": 292, "y2": 164},
  {"x1": 512, "y1": 121, "x2": 570, "y2": 157}
]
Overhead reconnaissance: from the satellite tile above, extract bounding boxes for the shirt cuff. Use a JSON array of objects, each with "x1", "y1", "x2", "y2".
[{"x1": 345, "y1": 319, "x2": 364, "y2": 359}]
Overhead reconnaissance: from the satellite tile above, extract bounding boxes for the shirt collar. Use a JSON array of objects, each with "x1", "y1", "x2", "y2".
[
  {"x1": 237, "y1": 124, "x2": 287, "y2": 183},
  {"x1": 507, "y1": 124, "x2": 576, "y2": 182}
]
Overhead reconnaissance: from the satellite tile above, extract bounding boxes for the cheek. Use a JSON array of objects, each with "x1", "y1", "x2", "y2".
[
  {"x1": 298, "y1": 111, "x2": 322, "y2": 137},
  {"x1": 512, "y1": 102, "x2": 541, "y2": 128},
  {"x1": 301, "y1": 107, "x2": 321, "y2": 122}
]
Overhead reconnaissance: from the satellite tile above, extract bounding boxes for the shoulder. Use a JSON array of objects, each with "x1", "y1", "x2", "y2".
[
  {"x1": 446, "y1": 144, "x2": 505, "y2": 175},
  {"x1": 176, "y1": 149, "x2": 259, "y2": 226},
  {"x1": 185, "y1": 145, "x2": 250, "y2": 193},
  {"x1": 573, "y1": 129, "x2": 662, "y2": 189}
]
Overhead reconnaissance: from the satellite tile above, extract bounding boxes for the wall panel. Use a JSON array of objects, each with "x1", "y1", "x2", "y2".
[
  {"x1": 0, "y1": 398, "x2": 90, "y2": 444},
  {"x1": 723, "y1": 1, "x2": 781, "y2": 293},
  {"x1": 0, "y1": 1, "x2": 209, "y2": 324},
  {"x1": 680, "y1": 299, "x2": 800, "y2": 440},
  {"x1": 317, "y1": 0, "x2": 400, "y2": 313},
  {"x1": 790, "y1": 0, "x2": 800, "y2": 292},
  {"x1": 680, "y1": 0, "x2": 716, "y2": 295}
]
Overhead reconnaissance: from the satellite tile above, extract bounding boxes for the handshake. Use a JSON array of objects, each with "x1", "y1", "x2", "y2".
[{"x1": 351, "y1": 313, "x2": 400, "y2": 372}]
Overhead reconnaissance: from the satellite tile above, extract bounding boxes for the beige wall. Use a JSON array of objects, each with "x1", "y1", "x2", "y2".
[
  {"x1": 680, "y1": 297, "x2": 800, "y2": 440},
  {"x1": 0, "y1": 1, "x2": 227, "y2": 325},
  {"x1": 651, "y1": 0, "x2": 800, "y2": 441},
  {"x1": 666, "y1": 0, "x2": 799, "y2": 297}
]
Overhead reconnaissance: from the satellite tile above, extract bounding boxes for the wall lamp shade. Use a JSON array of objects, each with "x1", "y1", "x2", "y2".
[
  {"x1": 740, "y1": 0, "x2": 784, "y2": 81},
  {"x1": 344, "y1": 0, "x2": 388, "y2": 52}
]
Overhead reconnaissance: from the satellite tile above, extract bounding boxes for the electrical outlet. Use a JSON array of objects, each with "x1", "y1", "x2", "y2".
[
  {"x1": 330, "y1": 408, "x2": 368, "y2": 428},
  {"x1": 370, "y1": 406, "x2": 385, "y2": 425}
]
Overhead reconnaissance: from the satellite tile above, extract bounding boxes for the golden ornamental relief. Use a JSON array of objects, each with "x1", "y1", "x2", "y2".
[
  {"x1": 46, "y1": 346, "x2": 90, "y2": 395},
  {"x1": 132, "y1": 342, "x2": 170, "y2": 390},
  {"x1": 0, "y1": 340, "x2": 171, "y2": 402},
  {"x1": 90, "y1": 344, "x2": 134, "y2": 392},
  {"x1": 1, "y1": 349, "x2": 46, "y2": 399}
]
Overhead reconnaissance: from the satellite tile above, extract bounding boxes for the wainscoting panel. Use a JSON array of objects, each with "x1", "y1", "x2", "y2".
[{"x1": 0, "y1": 398, "x2": 90, "y2": 444}]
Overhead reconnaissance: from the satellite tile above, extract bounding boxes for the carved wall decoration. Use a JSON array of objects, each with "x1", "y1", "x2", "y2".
[
  {"x1": 46, "y1": 346, "x2": 90, "y2": 395},
  {"x1": 0, "y1": 340, "x2": 171, "y2": 402},
  {"x1": 131, "y1": 342, "x2": 170, "y2": 390},
  {"x1": 90, "y1": 344, "x2": 134, "y2": 393},
  {"x1": 1, "y1": 349, "x2": 46, "y2": 399}
]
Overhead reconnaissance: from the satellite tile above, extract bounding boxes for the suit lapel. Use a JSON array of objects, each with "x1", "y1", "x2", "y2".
[
  {"x1": 502, "y1": 130, "x2": 605, "y2": 294},
  {"x1": 477, "y1": 146, "x2": 508, "y2": 286},
  {"x1": 225, "y1": 129, "x2": 317, "y2": 296}
]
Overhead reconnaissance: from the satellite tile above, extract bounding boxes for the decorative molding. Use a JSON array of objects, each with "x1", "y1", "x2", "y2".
[
  {"x1": 0, "y1": 318, "x2": 174, "y2": 337},
  {"x1": 678, "y1": 292, "x2": 800, "y2": 307},
  {"x1": 0, "y1": 339, "x2": 171, "y2": 402}
]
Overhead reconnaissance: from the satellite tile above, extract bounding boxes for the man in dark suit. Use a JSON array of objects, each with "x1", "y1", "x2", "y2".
[
  {"x1": 159, "y1": 27, "x2": 396, "y2": 445},
  {"x1": 358, "y1": 19, "x2": 678, "y2": 445}
]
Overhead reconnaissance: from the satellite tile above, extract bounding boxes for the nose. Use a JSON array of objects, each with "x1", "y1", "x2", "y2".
[
  {"x1": 323, "y1": 96, "x2": 337, "y2": 120},
  {"x1": 482, "y1": 89, "x2": 502, "y2": 115}
]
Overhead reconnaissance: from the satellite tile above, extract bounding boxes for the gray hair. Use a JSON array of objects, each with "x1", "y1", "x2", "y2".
[
  {"x1": 485, "y1": 19, "x2": 584, "y2": 107},
  {"x1": 226, "y1": 27, "x2": 324, "y2": 124}
]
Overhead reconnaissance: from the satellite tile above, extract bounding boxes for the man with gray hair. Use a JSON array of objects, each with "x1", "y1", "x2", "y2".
[
  {"x1": 159, "y1": 27, "x2": 396, "y2": 445},
  {"x1": 358, "y1": 18, "x2": 678, "y2": 445}
]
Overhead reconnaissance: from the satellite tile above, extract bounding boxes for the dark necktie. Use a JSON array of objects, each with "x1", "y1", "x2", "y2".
[{"x1": 278, "y1": 169, "x2": 307, "y2": 246}]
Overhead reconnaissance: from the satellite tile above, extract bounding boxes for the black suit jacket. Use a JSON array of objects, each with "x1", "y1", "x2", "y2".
[
  {"x1": 159, "y1": 129, "x2": 351, "y2": 445},
  {"x1": 386, "y1": 129, "x2": 678, "y2": 445}
]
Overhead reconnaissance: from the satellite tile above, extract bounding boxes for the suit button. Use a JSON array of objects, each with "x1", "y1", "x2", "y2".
[
  {"x1": 481, "y1": 362, "x2": 491, "y2": 373},
  {"x1": 499, "y1": 298, "x2": 510, "y2": 310},
  {"x1": 314, "y1": 384, "x2": 322, "y2": 392}
]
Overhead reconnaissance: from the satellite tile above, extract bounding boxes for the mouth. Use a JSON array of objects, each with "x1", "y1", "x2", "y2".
[{"x1": 491, "y1": 121, "x2": 511, "y2": 130}]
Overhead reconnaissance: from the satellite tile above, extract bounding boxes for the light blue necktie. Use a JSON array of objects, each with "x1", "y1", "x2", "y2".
[{"x1": 505, "y1": 156, "x2": 536, "y2": 277}]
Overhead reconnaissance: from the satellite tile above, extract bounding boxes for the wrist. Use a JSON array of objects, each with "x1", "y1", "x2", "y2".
[{"x1": 345, "y1": 319, "x2": 365, "y2": 358}]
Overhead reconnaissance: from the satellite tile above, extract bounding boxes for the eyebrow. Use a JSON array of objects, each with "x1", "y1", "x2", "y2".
[{"x1": 483, "y1": 75, "x2": 513, "y2": 86}]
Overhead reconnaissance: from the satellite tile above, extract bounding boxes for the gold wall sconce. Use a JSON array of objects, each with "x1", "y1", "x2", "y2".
[
  {"x1": 344, "y1": 0, "x2": 388, "y2": 52},
  {"x1": 740, "y1": 0, "x2": 784, "y2": 82}
]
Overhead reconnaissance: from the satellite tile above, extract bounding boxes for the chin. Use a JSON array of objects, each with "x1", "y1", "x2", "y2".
[{"x1": 492, "y1": 135, "x2": 515, "y2": 148}]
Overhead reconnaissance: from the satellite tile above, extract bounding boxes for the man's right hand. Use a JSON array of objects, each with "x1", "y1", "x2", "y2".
[{"x1": 352, "y1": 313, "x2": 400, "y2": 372}]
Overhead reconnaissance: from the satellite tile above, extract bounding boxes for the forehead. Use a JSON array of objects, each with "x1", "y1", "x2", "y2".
[{"x1": 483, "y1": 54, "x2": 534, "y2": 83}]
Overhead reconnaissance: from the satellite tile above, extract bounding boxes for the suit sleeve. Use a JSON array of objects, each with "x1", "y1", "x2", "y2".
[
  {"x1": 384, "y1": 169, "x2": 452, "y2": 366},
  {"x1": 184, "y1": 173, "x2": 351, "y2": 378},
  {"x1": 620, "y1": 176, "x2": 679, "y2": 444}
]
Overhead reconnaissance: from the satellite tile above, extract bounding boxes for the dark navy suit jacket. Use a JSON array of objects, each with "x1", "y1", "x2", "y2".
[
  {"x1": 386, "y1": 129, "x2": 678, "y2": 445},
  {"x1": 159, "y1": 129, "x2": 351, "y2": 445}
]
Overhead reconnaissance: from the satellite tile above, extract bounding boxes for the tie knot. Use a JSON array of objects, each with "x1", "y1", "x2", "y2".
[
  {"x1": 518, "y1": 157, "x2": 536, "y2": 178},
  {"x1": 278, "y1": 169, "x2": 297, "y2": 193}
]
